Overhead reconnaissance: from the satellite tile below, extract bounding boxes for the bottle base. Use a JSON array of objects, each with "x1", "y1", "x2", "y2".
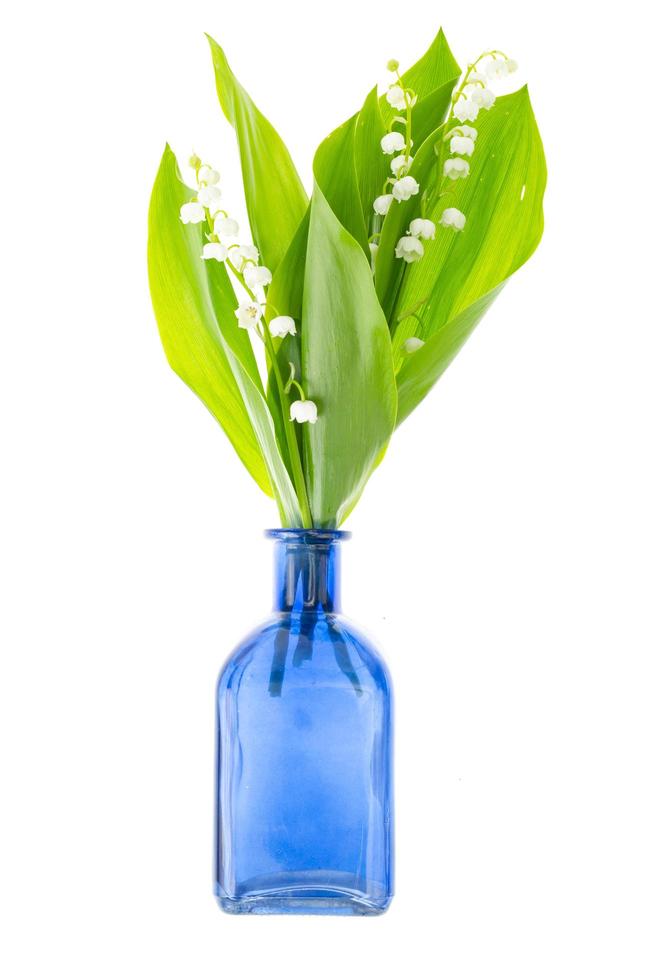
[{"x1": 215, "y1": 873, "x2": 392, "y2": 916}]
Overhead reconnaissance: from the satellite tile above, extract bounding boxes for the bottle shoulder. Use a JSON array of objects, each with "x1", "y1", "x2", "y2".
[{"x1": 217, "y1": 611, "x2": 391, "y2": 697}]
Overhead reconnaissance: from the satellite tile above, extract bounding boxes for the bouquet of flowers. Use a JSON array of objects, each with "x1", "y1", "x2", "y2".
[{"x1": 148, "y1": 29, "x2": 545, "y2": 529}]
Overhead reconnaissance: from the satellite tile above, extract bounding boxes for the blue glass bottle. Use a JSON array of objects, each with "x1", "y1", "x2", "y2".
[{"x1": 215, "y1": 529, "x2": 394, "y2": 915}]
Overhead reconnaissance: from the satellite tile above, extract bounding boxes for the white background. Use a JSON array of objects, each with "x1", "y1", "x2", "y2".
[{"x1": 1, "y1": 0, "x2": 648, "y2": 976}]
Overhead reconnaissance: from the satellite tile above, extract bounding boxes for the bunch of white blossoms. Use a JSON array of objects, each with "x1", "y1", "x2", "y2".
[
  {"x1": 372, "y1": 60, "x2": 421, "y2": 226},
  {"x1": 453, "y1": 53, "x2": 517, "y2": 123},
  {"x1": 179, "y1": 154, "x2": 317, "y2": 425}
]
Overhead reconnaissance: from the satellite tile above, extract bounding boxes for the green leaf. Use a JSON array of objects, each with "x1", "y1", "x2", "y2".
[
  {"x1": 207, "y1": 36, "x2": 308, "y2": 272},
  {"x1": 147, "y1": 145, "x2": 302, "y2": 526},
  {"x1": 354, "y1": 87, "x2": 389, "y2": 235},
  {"x1": 374, "y1": 122, "x2": 444, "y2": 316},
  {"x1": 301, "y1": 182, "x2": 397, "y2": 527},
  {"x1": 393, "y1": 86, "x2": 546, "y2": 424},
  {"x1": 313, "y1": 116, "x2": 369, "y2": 257},
  {"x1": 379, "y1": 28, "x2": 460, "y2": 125}
]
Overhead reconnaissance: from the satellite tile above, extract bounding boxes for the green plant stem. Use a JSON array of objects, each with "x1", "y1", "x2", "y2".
[{"x1": 226, "y1": 257, "x2": 313, "y2": 529}]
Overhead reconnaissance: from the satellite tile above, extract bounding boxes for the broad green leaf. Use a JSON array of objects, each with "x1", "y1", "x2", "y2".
[
  {"x1": 148, "y1": 145, "x2": 302, "y2": 526},
  {"x1": 301, "y1": 182, "x2": 397, "y2": 527},
  {"x1": 393, "y1": 86, "x2": 546, "y2": 424},
  {"x1": 354, "y1": 87, "x2": 389, "y2": 235},
  {"x1": 379, "y1": 28, "x2": 460, "y2": 125},
  {"x1": 207, "y1": 36, "x2": 308, "y2": 272},
  {"x1": 374, "y1": 122, "x2": 444, "y2": 316},
  {"x1": 313, "y1": 115, "x2": 369, "y2": 257}
]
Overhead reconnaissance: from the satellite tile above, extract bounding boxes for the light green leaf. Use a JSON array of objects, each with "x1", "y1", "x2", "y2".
[
  {"x1": 354, "y1": 86, "x2": 389, "y2": 235},
  {"x1": 207, "y1": 36, "x2": 308, "y2": 272},
  {"x1": 301, "y1": 182, "x2": 397, "y2": 527},
  {"x1": 374, "y1": 122, "x2": 444, "y2": 316},
  {"x1": 313, "y1": 116, "x2": 369, "y2": 257},
  {"x1": 393, "y1": 86, "x2": 546, "y2": 424},
  {"x1": 379, "y1": 28, "x2": 460, "y2": 125},
  {"x1": 147, "y1": 145, "x2": 302, "y2": 526}
]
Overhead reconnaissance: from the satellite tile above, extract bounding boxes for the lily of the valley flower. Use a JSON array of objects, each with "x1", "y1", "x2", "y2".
[
  {"x1": 235, "y1": 301, "x2": 263, "y2": 330},
  {"x1": 467, "y1": 70, "x2": 487, "y2": 85},
  {"x1": 440, "y1": 207, "x2": 466, "y2": 231},
  {"x1": 456, "y1": 124, "x2": 478, "y2": 140},
  {"x1": 268, "y1": 315, "x2": 296, "y2": 338},
  {"x1": 197, "y1": 184, "x2": 222, "y2": 215},
  {"x1": 471, "y1": 87, "x2": 495, "y2": 109},
  {"x1": 373, "y1": 193, "x2": 393, "y2": 215},
  {"x1": 392, "y1": 175, "x2": 420, "y2": 202},
  {"x1": 197, "y1": 165, "x2": 220, "y2": 185},
  {"x1": 201, "y1": 242, "x2": 228, "y2": 261},
  {"x1": 381, "y1": 131, "x2": 406, "y2": 154},
  {"x1": 402, "y1": 337, "x2": 425, "y2": 353},
  {"x1": 485, "y1": 57, "x2": 517, "y2": 80},
  {"x1": 243, "y1": 264, "x2": 272, "y2": 290},
  {"x1": 450, "y1": 134, "x2": 475, "y2": 156},
  {"x1": 390, "y1": 154, "x2": 414, "y2": 176},
  {"x1": 386, "y1": 84, "x2": 407, "y2": 111},
  {"x1": 444, "y1": 158, "x2": 470, "y2": 180},
  {"x1": 228, "y1": 244, "x2": 259, "y2": 272},
  {"x1": 453, "y1": 97, "x2": 480, "y2": 123},
  {"x1": 395, "y1": 235, "x2": 424, "y2": 263},
  {"x1": 408, "y1": 218, "x2": 435, "y2": 240},
  {"x1": 179, "y1": 201, "x2": 206, "y2": 224},
  {"x1": 213, "y1": 216, "x2": 239, "y2": 237},
  {"x1": 290, "y1": 400, "x2": 318, "y2": 424}
]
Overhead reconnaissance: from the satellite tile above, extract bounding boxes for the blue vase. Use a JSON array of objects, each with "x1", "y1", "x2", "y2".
[{"x1": 215, "y1": 529, "x2": 394, "y2": 915}]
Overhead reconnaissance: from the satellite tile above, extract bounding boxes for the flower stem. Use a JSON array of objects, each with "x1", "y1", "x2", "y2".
[{"x1": 225, "y1": 257, "x2": 313, "y2": 528}]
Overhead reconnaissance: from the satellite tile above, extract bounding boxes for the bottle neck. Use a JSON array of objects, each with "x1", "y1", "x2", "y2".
[{"x1": 268, "y1": 529, "x2": 349, "y2": 614}]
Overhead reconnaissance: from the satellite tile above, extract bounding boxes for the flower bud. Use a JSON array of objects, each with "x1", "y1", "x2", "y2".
[
  {"x1": 386, "y1": 58, "x2": 399, "y2": 72},
  {"x1": 188, "y1": 152, "x2": 201, "y2": 170}
]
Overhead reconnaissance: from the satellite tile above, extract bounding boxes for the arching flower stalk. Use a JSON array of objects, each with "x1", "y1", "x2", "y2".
[
  {"x1": 392, "y1": 50, "x2": 517, "y2": 274},
  {"x1": 178, "y1": 154, "x2": 316, "y2": 526},
  {"x1": 371, "y1": 60, "x2": 420, "y2": 252}
]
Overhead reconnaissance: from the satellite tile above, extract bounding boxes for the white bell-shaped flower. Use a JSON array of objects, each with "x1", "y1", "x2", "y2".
[
  {"x1": 197, "y1": 184, "x2": 222, "y2": 215},
  {"x1": 395, "y1": 235, "x2": 424, "y2": 263},
  {"x1": 179, "y1": 201, "x2": 206, "y2": 224},
  {"x1": 505, "y1": 59, "x2": 518, "y2": 74},
  {"x1": 290, "y1": 400, "x2": 318, "y2": 424},
  {"x1": 197, "y1": 165, "x2": 220, "y2": 185},
  {"x1": 392, "y1": 175, "x2": 420, "y2": 202},
  {"x1": 386, "y1": 85, "x2": 407, "y2": 110},
  {"x1": 457, "y1": 124, "x2": 478, "y2": 140},
  {"x1": 402, "y1": 337, "x2": 425, "y2": 353},
  {"x1": 453, "y1": 97, "x2": 480, "y2": 123},
  {"x1": 268, "y1": 315, "x2": 297, "y2": 338},
  {"x1": 239, "y1": 244, "x2": 260, "y2": 264},
  {"x1": 471, "y1": 87, "x2": 495, "y2": 109},
  {"x1": 484, "y1": 58, "x2": 508, "y2": 80},
  {"x1": 467, "y1": 70, "x2": 487, "y2": 85},
  {"x1": 235, "y1": 301, "x2": 263, "y2": 330},
  {"x1": 450, "y1": 135, "x2": 475, "y2": 157},
  {"x1": 373, "y1": 194, "x2": 393, "y2": 215},
  {"x1": 243, "y1": 265, "x2": 272, "y2": 290},
  {"x1": 408, "y1": 218, "x2": 435, "y2": 240},
  {"x1": 440, "y1": 207, "x2": 466, "y2": 231},
  {"x1": 201, "y1": 242, "x2": 228, "y2": 261},
  {"x1": 213, "y1": 216, "x2": 239, "y2": 237},
  {"x1": 444, "y1": 158, "x2": 470, "y2": 180},
  {"x1": 390, "y1": 154, "x2": 414, "y2": 176},
  {"x1": 229, "y1": 244, "x2": 259, "y2": 272},
  {"x1": 380, "y1": 131, "x2": 406, "y2": 154}
]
